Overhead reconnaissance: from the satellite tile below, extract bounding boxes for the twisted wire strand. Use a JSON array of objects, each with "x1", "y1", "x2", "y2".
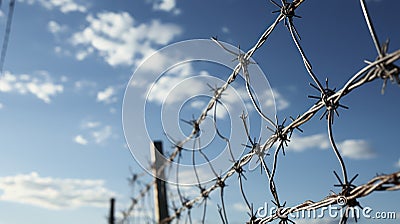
[
  {"x1": 255, "y1": 171, "x2": 400, "y2": 223},
  {"x1": 152, "y1": 0, "x2": 306, "y2": 181},
  {"x1": 161, "y1": 11, "x2": 400, "y2": 224}
]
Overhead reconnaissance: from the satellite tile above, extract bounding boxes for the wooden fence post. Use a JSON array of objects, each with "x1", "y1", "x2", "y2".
[{"x1": 151, "y1": 141, "x2": 169, "y2": 223}]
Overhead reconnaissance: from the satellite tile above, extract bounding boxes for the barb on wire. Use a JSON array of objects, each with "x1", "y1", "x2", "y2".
[
  {"x1": 270, "y1": 0, "x2": 302, "y2": 40},
  {"x1": 181, "y1": 115, "x2": 201, "y2": 138},
  {"x1": 211, "y1": 37, "x2": 277, "y2": 128},
  {"x1": 246, "y1": 203, "x2": 257, "y2": 224},
  {"x1": 122, "y1": 1, "x2": 400, "y2": 223},
  {"x1": 360, "y1": 0, "x2": 400, "y2": 94},
  {"x1": 308, "y1": 78, "x2": 349, "y2": 123},
  {"x1": 148, "y1": 5, "x2": 291, "y2": 186},
  {"x1": 255, "y1": 171, "x2": 400, "y2": 223},
  {"x1": 241, "y1": 112, "x2": 271, "y2": 173},
  {"x1": 278, "y1": 0, "x2": 325, "y2": 94},
  {"x1": 217, "y1": 176, "x2": 229, "y2": 224},
  {"x1": 212, "y1": 90, "x2": 236, "y2": 162},
  {"x1": 120, "y1": 180, "x2": 154, "y2": 223},
  {"x1": 217, "y1": 204, "x2": 227, "y2": 224}
]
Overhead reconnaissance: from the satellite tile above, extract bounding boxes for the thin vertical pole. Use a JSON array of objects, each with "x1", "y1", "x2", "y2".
[
  {"x1": 108, "y1": 198, "x2": 115, "y2": 224},
  {"x1": 151, "y1": 141, "x2": 169, "y2": 223}
]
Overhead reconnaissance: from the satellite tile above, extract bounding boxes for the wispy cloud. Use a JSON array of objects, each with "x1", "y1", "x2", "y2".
[
  {"x1": 74, "y1": 120, "x2": 114, "y2": 146},
  {"x1": 92, "y1": 125, "x2": 112, "y2": 144},
  {"x1": 18, "y1": 0, "x2": 87, "y2": 13},
  {"x1": 81, "y1": 121, "x2": 101, "y2": 129},
  {"x1": 265, "y1": 88, "x2": 290, "y2": 111},
  {"x1": 70, "y1": 11, "x2": 182, "y2": 67},
  {"x1": 73, "y1": 80, "x2": 97, "y2": 92},
  {"x1": 0, "y1": 71, "x2": 63, "y2": 103},
  {"x1": 0, "y1": 172, "x2": 116, "y2": 210},
  {"x1": 396, "y1": 158, "x2": 400, "y2": 168},
  {"x1": 47, "y1": 20, "x2": 67, "y2": 34}
]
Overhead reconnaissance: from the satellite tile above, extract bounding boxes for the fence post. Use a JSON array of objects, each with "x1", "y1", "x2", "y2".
[
  {"x1": 108, "y1": 198, "x2": 115, "y2": 224},
  {"x1": 150, "y1": 141, "x2": 169, "y2": 223}
]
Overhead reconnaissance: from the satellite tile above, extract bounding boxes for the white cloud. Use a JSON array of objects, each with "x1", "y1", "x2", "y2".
[
  {"x1": 18, "y1": 0, "x2": 87, "y2": 13},
  {"x1": 287, "y1": 134, "x2": 375, "y2": 160},
  {"x1": 74, "y1": 135, "x2": 88, "y2": 145},
  {"x1": 74, "y1": 120, "x2": 116, "y2": 145},
  {"x1": 71, "y1": 11, "x2": 182, "y2": 67},
  {"x1": 190, "y1": 100, "x2": 206, "y2": 109},
  {"x1": 0, "y1": 172, "x2": 116, "y2": 210},
  {"x1": 151, "y1": 0, "x2": 180, "y2": 14},
  {"x1": 74, "y1": 80, "x2": 96, "y2": 91},
  {"x1": 47, "y1": 20, "x2": 66, "y2": 34},
  {"x1": 97, "y1": 86, "x2": 117, "y2": 104},
  {"x1": 92, "y1": 125, "x2": 112, "y2": 144},
  {"x1": 338, "y1": 139, "x2": 375, "y2": 160},
  {"x1": 54, "y1": 46, "x2": 71, "y2": 56},
  {"x1": 76, "y1": 47, "x2": 94, "y2": 61},
  {"x1": 74, "y1": 122, "x2": 113, "y2": 146},
  {"x1": 0, "y1": 71, "x2": 63, "y2": 103},
  {"x1": 288, "y1": 134, "x2": 330, "y2": 152},
  {"x1": 262, "y1": 88, "x2": 289, "y2": 111},
  {"x1": 148, "y1": 76, "x2": 203, "y2": 105}
]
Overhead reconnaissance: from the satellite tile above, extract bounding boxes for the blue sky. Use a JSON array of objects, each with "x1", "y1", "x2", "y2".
[{"x1": 0, "y1": 0, "x2": 399, "y2": 223}]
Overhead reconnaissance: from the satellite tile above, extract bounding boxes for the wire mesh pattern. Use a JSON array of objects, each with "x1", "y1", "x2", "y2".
[{"x1": 121, "y1": 0, "x2": 400, "y2": 223}]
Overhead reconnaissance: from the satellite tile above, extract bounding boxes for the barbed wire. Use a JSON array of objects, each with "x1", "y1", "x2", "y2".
[
  {"x1": 255, "y1": 171, "x2": 400, "y2": 224},
  {"x1": 122, "y1": 0, "x2": 400, "y2": 223}
]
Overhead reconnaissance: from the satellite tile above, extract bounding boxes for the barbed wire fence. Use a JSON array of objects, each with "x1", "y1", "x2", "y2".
[{"x1": 120, "y1": 0, "x2": 400, "y2": 223}]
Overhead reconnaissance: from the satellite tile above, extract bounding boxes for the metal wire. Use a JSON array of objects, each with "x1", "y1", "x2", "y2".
[
  {"x1": 0, "y1": 0, "x2": 16, "y2": 73},
  {"x1": 121, "y1": 0, "x2": 400, "y2": 223}
]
